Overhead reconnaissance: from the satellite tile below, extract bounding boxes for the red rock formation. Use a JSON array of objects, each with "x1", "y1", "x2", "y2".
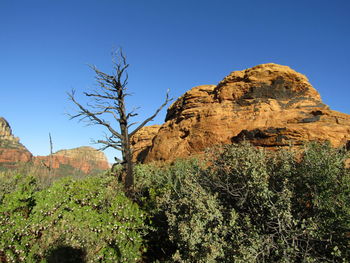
[
  {"x1": 0, "y1": 117, "x2": 109, "y2": 173},
  {"x1": 0, "y1": 117, "x2": 32, "y2": 167},
  {"x1": 132, "y1": 63, "x2": 350, "y2": 163},
  {"x1": 130, "y1": 125, "x2": 160, "y2": 162},
  {"x1": 34, "y1": 146, "x2": 110, "y2": 173},
  {"x1": 0, "y1": 148, "x2": 32, "y2": 167}
]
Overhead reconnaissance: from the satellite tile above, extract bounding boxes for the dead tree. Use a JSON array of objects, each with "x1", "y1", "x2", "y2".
[
  {"x1": 41, "y1": 133, "x2": 54, "y2": 176},
  {"x1": 48, "y1": 133, "x2": 53, "y2": 175},
  {"x1": 68, "y1": 50, "x2": 171, "y2": 191}
]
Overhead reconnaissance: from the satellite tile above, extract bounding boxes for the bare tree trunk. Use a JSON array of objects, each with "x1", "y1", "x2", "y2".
[
  {"x1": 124, "y1": 146, "x2": 134, "y2": 190},
  {"x1": 49, "y1": 133, "x2": 53, "y2": 176},
  {"x1": 120, "y1": 120, "x2": 134, "y2": 191},
  {"x1": 68, "y1": 49, "x2": 172, "y2": 192}
]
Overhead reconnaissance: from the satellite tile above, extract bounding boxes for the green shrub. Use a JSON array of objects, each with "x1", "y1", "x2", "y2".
[
  {"x1": 160, "y1": 169, "x2": 226, "y2": 262},
  {"x1": 292, "y1": 142, "x2": 350, "y2": 261},
  {"x1": 1, "y1": 142, "x2": 349, "y2": 262},
  {"x1": 0, "y1": 173, "x2": 36, "y2": 202},
  {"x1": 205, "y1": 144, "x2": 314, "y2": 262},
  {"x1": 0, "y1": 174, "x2": 145, "y2": 262},
  {"x1": 0, "y1": 175, "x2": 39, "y2": 262},
  {"x1": 135, "y1": 142, "x2": 350, "y2": 262}
]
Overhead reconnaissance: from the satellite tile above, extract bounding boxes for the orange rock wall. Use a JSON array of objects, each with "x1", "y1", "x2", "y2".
[
  {"x1": 0, "y1": 148, "x2": 32, "y2": 167},
  {"x1": 132, "y1": 63, "x2": 350, "y2": 163},
  {"x1": 34, "y1": 147, "x2": 110, "y2": 173}
]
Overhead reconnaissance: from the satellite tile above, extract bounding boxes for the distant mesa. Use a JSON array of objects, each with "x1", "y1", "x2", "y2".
[
  {"x1": 34, "y1": 146, "x2": 110, "y2": 174},
  {"x1": 0, "y1": 117, "x2": 109, "y2": 173},
  {"x1": 131, "y1": 63, "x2": 350, "y2": 163}
]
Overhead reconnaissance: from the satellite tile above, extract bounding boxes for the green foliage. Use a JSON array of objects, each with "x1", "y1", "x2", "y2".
[
  {"x1": 204, "y1": 144, "x2": 312, "y2": 262},
  {"x1": 160, "y1": 170, "x2": 226, "y2": 262},
  {"x1": 1, "y1": 142, "x2": 349, "y2": 262},
  {"x1": 292, "y1": 142, "x2": 350, "y2": 261},
  {"x1": 0, "y1": 174, "x2": 145, "y2": 262},
  {"x1": 135, "y1": 142, "x2": 350, "y2": 262},
  {"x1": 0, "y1": 175, "x2": 39, "y2": 262},
  {"x1": 0, "y1": 173, "x2": 36, "y2": 202}
]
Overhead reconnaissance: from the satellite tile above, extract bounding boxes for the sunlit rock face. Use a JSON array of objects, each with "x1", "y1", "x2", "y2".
[
  {"x1": 130, "y1": 125, "x2": 161, "y2": 163},
  {"x1": 132, "y1": 63, "x2": 350, "y2": 163},
  {"x1": 34, "y1": 146, "x2": 110, "y2": 173},
  {"x1": 0, "y1": 117, "x2": 110, "y2": 172},
  {"x1": 0, "y1": 117, "x2": 32, "y2": 166}
]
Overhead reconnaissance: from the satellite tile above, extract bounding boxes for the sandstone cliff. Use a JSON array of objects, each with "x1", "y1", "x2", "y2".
[
  {"x1": 0, "y1": 117, "x2": 32, "y2": 167},
  {"x1": 132, "y1": 63, "x2": 350, "y2": 163},
  {"x1": 0, "y1": 117, "x2": 110, "y2": 173},
  {"x1": 34, "y1": 146, "x2": 110, "y2": 173},
  {"x1": 130, "y1": 125, "x2": 161, "y2": 162}
]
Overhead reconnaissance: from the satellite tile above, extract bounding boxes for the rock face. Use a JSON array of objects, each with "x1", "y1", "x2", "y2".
[
  {"x1": 34, "y1": 146, "x2": 110, "y2": 173},
  {"x1": 0, "y1": 117, "x2": 32, "y2": 167},
  {"x1": 130, "y1": 125, "x2": 161, "y2": 162},
  {"x1": 132, "y1": 63, "x2": 350, "y2": 163},
  {"x1": 0, "y1": 117, "x2": 110, "y2": 173}
]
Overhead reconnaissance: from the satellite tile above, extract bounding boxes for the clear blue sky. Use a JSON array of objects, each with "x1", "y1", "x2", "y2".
[{"x1": 1, "y1": 0, "x2": 349, "y2": 163}]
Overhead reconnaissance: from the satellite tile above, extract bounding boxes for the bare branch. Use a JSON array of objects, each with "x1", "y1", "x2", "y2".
[
  {"x1": 84, "y1": 92, "x2": 118, "y2": 101},
  {"x1": 97, "y1": 139, "x2": 123, "y2": 151},
  {"x1": 68, "y1": 49, "x2": 171, "y2": 192},
  {"x1": 130, "y1": 89, "x2": 172, "y2": 137},
  {"x1": 127, "y1": 122, "x2": 138, "y2": 129},
  {"x1": 68, "y1": 90, "x2": 123, "y2": 140},
  {"x1": 127, "y1": 112, "x2": 138, "y2": 120}
]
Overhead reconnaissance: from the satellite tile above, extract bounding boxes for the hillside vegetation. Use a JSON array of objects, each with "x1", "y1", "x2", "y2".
[{"x1": 0, "y1": 142, "x2": 349, "y2": 262}]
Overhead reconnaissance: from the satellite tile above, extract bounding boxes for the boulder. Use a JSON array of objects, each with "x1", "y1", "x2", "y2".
[{"x1": 132, "y1": 63, "x2": 350, "y2": 163}]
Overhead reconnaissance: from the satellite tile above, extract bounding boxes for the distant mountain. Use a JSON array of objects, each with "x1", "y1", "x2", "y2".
[
  {"x1": 131, "y1": 63, "x2": 350, "y2": 163},
  {"x1": 34, "y1": 146, "x2": 110, "y2": 173},
  {"x1": 0, "y1": 117, "x2": 110, "y2": 173},
  {"x1": 0, "y1": 117, "x2": 32, "y2": 167}
]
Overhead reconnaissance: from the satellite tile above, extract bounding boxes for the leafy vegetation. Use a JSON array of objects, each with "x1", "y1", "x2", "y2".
[
  {"x1": 0, "y1": 174, "x2": 145, "y2": 262},
  {"x1": 135, "y1": 142, "x2": 350, "y2": 262},
  {"x1": 0, "y1": 142, "x2": 349, "y2": 262}
]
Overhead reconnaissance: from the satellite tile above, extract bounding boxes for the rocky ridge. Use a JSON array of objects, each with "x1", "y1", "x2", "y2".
[
  {"x1": 0, "y1": 117, "x2": 110, "y2": 172},
  {"x1": 35, "y1": 146, "x2": 110, "y2": 173},
  {"x1": 0, "y1": 117, "x2": 32, "y2": 166},
  {"x1": 131, "y1": 63, "x2": 350, "y2": 163}
]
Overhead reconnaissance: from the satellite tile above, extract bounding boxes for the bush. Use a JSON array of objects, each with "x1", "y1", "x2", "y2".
[
  {"x1": 0, "y1": 174, "x2": 145, "y2": 262},
  {"x1": 0, "y1": 175, "x2": 39, "y2": 262},
  {"x1": 135, "y1": 142, "x2": 350, "y2": 262},
  {"x1": 292, "y1": 142, "x2": 350, "y2": 261},
  {"x1": 1, "y1": 142, "x2": 349, "y2": 262}
]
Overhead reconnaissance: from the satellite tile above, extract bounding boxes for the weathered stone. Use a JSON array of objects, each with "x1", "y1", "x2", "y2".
[
  {"x1": 0, "y1": 117, "x2": 109, "y2": 173},
  {"x1": 34, "y1": 146, "x2": 110, "y2": 173},
  {"x1": 130, "y1": 125, "x2": 160, "y2": 162},
  {"x1": 0, "y1": 117, "x2": 32, "y2": 167},
  {"x1": 131, "y1": 63, "x2": 350, "y2": 163}
]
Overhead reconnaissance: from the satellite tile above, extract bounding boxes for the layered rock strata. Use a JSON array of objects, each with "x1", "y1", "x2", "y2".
[
  {"x1": 0, "y1": 117, "x2": 110, "y2": 172},
  {"x1": 35, "y1": 146, "x2": 110, "y2": 173},
  {"x1": 130, "y1": 125, "x2": 161, "y2": 162},
  {"x1": 0, "y1": 117, "x2": 32, "y2": 167},
  {"x1": 132, "y1": 63, "x2": 350, "y2": 163}
]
